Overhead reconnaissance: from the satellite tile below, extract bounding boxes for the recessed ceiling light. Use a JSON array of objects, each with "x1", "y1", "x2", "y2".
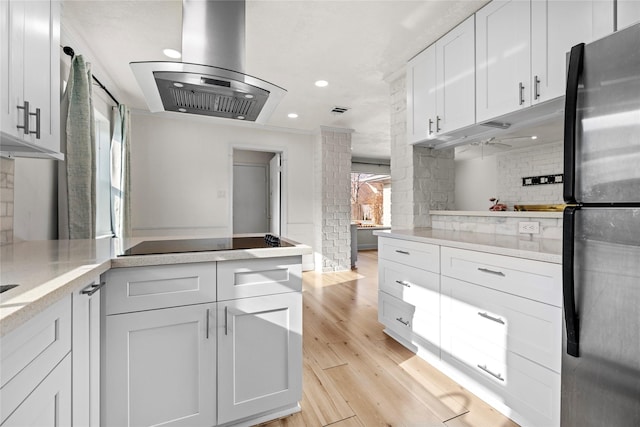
[
  {"x1": 315, "y1": 80, "x2": 329, "y2": 87},
  {"x1": 531, "y1": 136, "x2": 538, "y2": 139},
  {"x1": 173, "y1": 82, "x2": 184, "y2": 88},
  {"x1": 288, "y1": 113, "x2": 298, "y2": 119},
  {"x1": 163, "y1": 48, "x2": 182, "y2": 59}
]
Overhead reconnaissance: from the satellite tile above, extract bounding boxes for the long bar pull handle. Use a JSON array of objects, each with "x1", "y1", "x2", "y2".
[
  {"x1": 29, "y1": 107, "x2": 41, "y2": 139},
  {"x1": 477, "y1": 267, "x2": 505, "y2": 277},
  {"x1": 519, "y1": 82, "x2": 525, "y2": 105},
  {"x1": 563, "y1": 207, "x2": 580, "y2": 357},
  {"x1": 478, "y1": 311, "x2": 505, "y2": 325},
  {"x1": 428, "y1": 118, "x2": 433, "y2": 135},
  {"x1": 477, "y1": 364, "x2": 504, "y2": 381},
  {"x1": 396, "y1": 317, "x2": 410, "y2": 327},
  {"x1": 395, "y1": 280, "x2": 411, "y2": 288},
  {"x1": 564, "y1": 43, "x2": 584, "y2": 204},
  {"x1": 206, "y1": 308, "x2": 210, "y2": 339},
  {"x1": 534, "y1": 75, "x2": 541, "y2": 100},
  {"x1": 395, "y1": 250, "x2": 410, "y2": 255},
  {"x1": 16, "y1": 101, "x2": 30, "y2": 135},
  {"x1": 436, "y1": 115, "x2": 442, "y2": 132},
  {"x1": 80, "y1": 282, "x2": 105, "y2": 296},
  {"x1": 224, "y1": 306, "x2": 228, "y2": 336}
]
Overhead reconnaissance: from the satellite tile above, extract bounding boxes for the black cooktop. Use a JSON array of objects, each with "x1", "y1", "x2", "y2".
[{"x1": 120, "y1": 235, "x2": 292, "y2": 256}]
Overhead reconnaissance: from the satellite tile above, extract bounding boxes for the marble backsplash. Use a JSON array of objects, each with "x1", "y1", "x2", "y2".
[
  {"x1": 430, "y1": 211, "x2": 563, "y2": 240},
  {"x1": 1, "y1": 157, "x2": 14, "y2": 245}
]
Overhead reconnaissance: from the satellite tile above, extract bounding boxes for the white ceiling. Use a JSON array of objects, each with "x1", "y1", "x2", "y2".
[{"x1": 61, "y1": 0, "x2": 491, "y2": 160}]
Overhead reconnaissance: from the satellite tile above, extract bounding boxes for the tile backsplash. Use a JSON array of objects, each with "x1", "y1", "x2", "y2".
[{"x1": 1, "y1": 157, "x2": 15, "y2": 245}]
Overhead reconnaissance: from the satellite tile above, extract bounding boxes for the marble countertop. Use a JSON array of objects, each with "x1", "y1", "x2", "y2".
[
  {"x1": 374, "y1": 228, "x2": 562, "y2": 264},
  {"x1": 0, "y1": 237, "x2": 311, "y2": 337}
]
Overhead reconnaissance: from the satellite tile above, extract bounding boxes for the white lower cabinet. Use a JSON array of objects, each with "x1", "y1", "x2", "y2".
[
  {"x1": 103, "y1": 303, "x2": 216, "y2": 427},
  {"x1": 1, "y1": 354, "x2": 72, "y2": 427},
  {"x1": 377, "y1": 237, "x2": 562, "y2": 427},
  {"x1": 217, "y1": 292, "x2": 302, "y2": 425}
]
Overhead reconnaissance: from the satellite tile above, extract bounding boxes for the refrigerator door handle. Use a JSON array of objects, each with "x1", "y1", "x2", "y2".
[
  {"x1": 563, "y1": 43, "x2": 584, "y2": 204},
  {"x1": 563, "y1": 206, "x2": 580, "y2": 357}
]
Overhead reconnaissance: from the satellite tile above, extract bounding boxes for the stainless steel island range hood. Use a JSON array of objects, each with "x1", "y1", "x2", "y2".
[{"x1": 130, "y1": 0, "x2": 286, "y2": 123}]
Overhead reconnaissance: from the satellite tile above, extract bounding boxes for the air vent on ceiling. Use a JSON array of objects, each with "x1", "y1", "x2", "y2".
[{"x1": 331, "y1": 106, "x2": 349, "y2": 114}]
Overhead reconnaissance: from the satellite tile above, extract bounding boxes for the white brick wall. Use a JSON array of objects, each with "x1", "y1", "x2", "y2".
[
  {"x1": 0, "y1": 157, "x2": 14, "y2": 245},
  {"x1": 315, "y1": 127, "x2": 353, "y2": 272},
  {"x1": 431, "y1": 213, "x2": 563, "y2": 239},
  {"x1": 389, "y1": 74, "x2": 455, "y2": 229},
  {"x1": 496, "y1": 141, "x2": 564, "y2": 207}
]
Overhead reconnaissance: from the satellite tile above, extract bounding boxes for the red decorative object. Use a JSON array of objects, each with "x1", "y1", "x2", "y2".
[{"x1": 489, "y1": 197, "x2": 508, "y2": 211}]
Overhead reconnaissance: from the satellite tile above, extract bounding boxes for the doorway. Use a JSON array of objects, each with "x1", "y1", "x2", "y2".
[{"x1": 232, "y1": 149, "x2": 282, "y2": 236}]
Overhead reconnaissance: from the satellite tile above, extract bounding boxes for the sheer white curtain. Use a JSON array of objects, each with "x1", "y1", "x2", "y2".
[
  {"x1": 110, "y1": 104, "x2": 131, "y2": 238},
  {"x1": 58, "y1": 55, "x2": 96, "y2": 239}
]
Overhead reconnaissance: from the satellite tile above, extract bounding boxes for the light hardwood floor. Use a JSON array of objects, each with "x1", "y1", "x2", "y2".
[{"x1": 260, "y1": 250, "x2": 520, "y2": 427}]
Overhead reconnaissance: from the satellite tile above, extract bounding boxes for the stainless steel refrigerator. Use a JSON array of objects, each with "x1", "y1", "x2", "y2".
[{"x1": 562, "y1": 22, "x2": 640, "y2": 426}]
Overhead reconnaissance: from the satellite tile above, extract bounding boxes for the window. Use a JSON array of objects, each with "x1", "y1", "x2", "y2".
[
  {"x1": 95, "y1": 109, "x2": 112, "y2": 238},
  {"x1": 350, "y1": 173, "x2": 391, "y2": 227}
]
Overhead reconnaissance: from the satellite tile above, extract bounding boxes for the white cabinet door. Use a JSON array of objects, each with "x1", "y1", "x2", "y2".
[
  {"x1": 1, "y1": 354, "x2": 71, "y2": 427},
  {"x1": 531, "y1": 0, "x2": 614, "y2": 104},
  {"x1": 618, "y1": 0, "x2": 640, "y2": 30},
  {"x1": 72, "y1": 280, "x2": 102, "y2": 427},
  {"x1": 217, "y1": 292, "x2": 302, "y2": 425},
  {"x1": 104, "y1": 304, "x2": 216, "y2": 427},
  {"x1": 436, "y1": 15, "x2": 475, "y2": 133},
  {"x1": 0, "y1": 0, "x2": 60, "y2": 156},
  {"x1": 476, "y1": 0, "x2": 531, "y2": 122},
  {"x1": 406, "y1": 45, "x2": 436, "y2": 144}
]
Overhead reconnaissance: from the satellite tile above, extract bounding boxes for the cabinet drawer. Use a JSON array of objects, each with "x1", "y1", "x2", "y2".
[
  {"x1": 441, "y1": 246, "x2": 562, "y2": 307},
  {"x1": 441, "y1": 276, "x2": 561, "y2": 372},
  {"x1": 103, "y1": 263, "x2": 217, "y2": 315},
  {"x1": 379, "y1": 259, "x2": 439, "y2": 314},
  {"x1": 0, "y1": 295, "x2": 71, "y2": 420},
  {"x1": 217, "y1": 256, "x2": 302, "y2": 301},
  {"x1": 443, "y1": 347, "x2": 560, "y2": 427},
  {"x1": 378, "y1": 291, "x2": 439, "y2": 348},
  {"x1": 379, "y1": 237, "x2": 439, "y2": 273}
]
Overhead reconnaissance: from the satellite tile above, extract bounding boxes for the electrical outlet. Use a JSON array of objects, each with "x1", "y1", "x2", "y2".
[{"x1": 518, "y1": 221, "x2": 540, "y2": 234}]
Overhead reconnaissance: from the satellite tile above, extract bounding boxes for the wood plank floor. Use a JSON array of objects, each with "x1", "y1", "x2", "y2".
[{"x1": 260, "y1": 250, "x2": 520, "y2": 427}]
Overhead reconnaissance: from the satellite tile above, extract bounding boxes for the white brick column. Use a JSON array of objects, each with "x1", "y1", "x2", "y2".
[
  {"x1": 389, "y1": 74, "x2": 455, "y2": 229},
  {"x1": 314, "y1": 126, "x2": 353, "y2": 272}
]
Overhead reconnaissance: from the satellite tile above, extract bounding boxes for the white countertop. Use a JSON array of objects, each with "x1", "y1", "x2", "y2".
[
  {"x1": 374, "y1": 228, "x2": 562, "y2": 264},
  {"x1": 0, "y1": 237, "x2": 311, "y2": 337}
]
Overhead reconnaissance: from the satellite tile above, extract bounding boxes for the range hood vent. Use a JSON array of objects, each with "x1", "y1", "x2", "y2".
[{"x1": 130, "y1": 0, "x2": 285, "y2": 123}]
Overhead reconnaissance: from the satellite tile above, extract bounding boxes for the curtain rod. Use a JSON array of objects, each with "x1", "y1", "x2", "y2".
[{"x1": 62, "y1": 46, "x2": 120, "y2": 106}]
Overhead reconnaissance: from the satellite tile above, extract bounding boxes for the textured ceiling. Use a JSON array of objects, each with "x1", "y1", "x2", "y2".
[{"x1": 62, "y1": 0, "x2": 490, "y2": 160}]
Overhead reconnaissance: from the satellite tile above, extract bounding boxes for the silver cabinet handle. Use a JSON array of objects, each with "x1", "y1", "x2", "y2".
[
  {"x1": 30, "y1": 107, "x2": 41, "y2": 139},
  {"x1": 396, "y1": 317, "x2": 410, "y2": 326},
  {"x1": 80, "y1": 282, "x2": 105, "y2": 296},
  {"x1": 477, "y1": 364, "x2": 504, "y2": 381},
  {"x1": 477, "y1": 267, "x2": 505, "y2": 277},
  {"x1": 519, "y1": 82, "x2": 525, "y2": 105},
  {"x1": 16, "y1": 101, "x2": 30, "y2": 135},
  {"x1": 436, "y1": 115, "x2": 442, "y2": 132},
  {"x1": 428, "y1": 118, "x2": 433, "y2": 135},
  {"x1": 224, "y1": 306, "x2": 228, "y2": 336},
  {"x1": 395, "y1": 250, "x2": 410, "y2": 255},
  {"x1": 534, "y1": 75, "x2": 540, "y2": 100},
  {"x1": 395, "y1": 280, "x2": 411, "y2": 288},
  {"x1": 478, "y1": 311, "x2": 505, "y2": 325},
  {"x1": 206, "y1": 308, "x2": 210, "y2": 339}
]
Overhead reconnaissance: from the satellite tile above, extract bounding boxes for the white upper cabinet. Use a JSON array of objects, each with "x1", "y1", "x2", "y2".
[
  {"x1": 617, "y1": 0, "x2": 640, "y2": 30},
  {"x1": 475, "y1": 0, "x2": 531, "y2": 122},
  {"x1": 531, "y1": 0, "x2": 613, "y2": 104},
  {"x1": 407, "y1": 15, "x2": 475, "y2": 144},
  {"x1": 407, "y1": 45, "x2": 437, "y2": 144},
  {"x1": 0, "y1": 0, "x2": 61, "y2": 158},
  {"x1": 436, "y1": 15, "x2": 476, "y2": 134}
]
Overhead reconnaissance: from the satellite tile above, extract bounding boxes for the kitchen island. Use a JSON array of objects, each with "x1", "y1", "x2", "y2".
[{"x1": 0, "y1": 236, "x2": 311, "y2": 427}]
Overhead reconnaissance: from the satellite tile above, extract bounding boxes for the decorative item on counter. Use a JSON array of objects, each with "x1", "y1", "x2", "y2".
[{"x1": 489, "y1": 197, "x2": 508, "y2": 211}]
